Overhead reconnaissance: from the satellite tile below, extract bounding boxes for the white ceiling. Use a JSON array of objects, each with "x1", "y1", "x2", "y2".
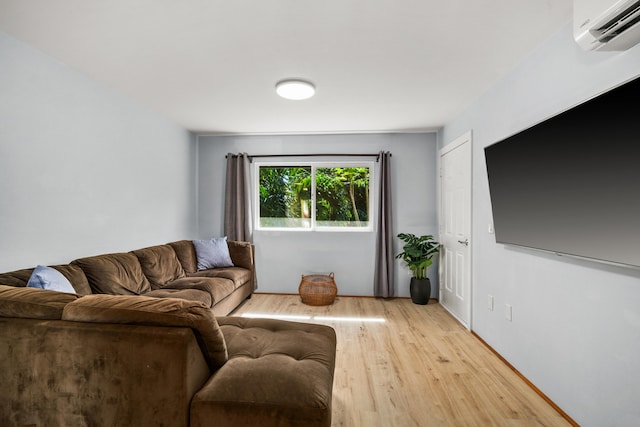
[{"x1": 0, "y1": 1, "x2": 573, "y2": 135}]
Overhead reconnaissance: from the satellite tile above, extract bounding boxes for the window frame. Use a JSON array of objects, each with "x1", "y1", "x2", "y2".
[{"x1": 254, "y1": 160, "x2": 375, "y2": 232}]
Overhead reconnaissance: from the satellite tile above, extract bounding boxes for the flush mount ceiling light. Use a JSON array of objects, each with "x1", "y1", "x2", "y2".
[{"x1": 275, "y1": 79, "x2": 316, "y2": 100}]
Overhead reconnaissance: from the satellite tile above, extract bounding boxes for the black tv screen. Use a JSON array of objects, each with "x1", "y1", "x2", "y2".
[{"x1": 485, "y1": 75, "x2": 640, "y2": 269}]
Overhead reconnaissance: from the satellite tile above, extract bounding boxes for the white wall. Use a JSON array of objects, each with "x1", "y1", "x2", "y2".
[
  {"x1": 441, "y1": 23, "x2": 640, "y2": 426},
  {"x1": 0, "y1": 31, "x2": 197, "y2": 271},
  {"x1": 197, "y1": 133, "x2": 438, "y2": 297}
]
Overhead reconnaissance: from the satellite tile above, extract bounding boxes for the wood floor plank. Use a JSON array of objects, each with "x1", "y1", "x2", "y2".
[{"x1": 231, "y1": 294, "x2": 572, "y2": 427}]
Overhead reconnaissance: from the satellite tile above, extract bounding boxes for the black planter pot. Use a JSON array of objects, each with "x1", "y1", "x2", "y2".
[{"x1": 410, "y1": 278, "x2": 431, "y2": 305}]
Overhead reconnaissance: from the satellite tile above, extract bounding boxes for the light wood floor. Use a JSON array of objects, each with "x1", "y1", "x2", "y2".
[{"x1": 232, "y1": 294, "x2": 572, "y2": 427}]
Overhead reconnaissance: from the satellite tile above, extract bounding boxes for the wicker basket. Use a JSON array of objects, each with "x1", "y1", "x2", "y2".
[{"x1": 298, "y1": 272, "x2": 338, "y2": 306}]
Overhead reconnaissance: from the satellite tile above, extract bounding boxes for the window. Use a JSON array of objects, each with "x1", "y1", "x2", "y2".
[{"x1": 256, "y1": 162, "x2": 373, "y2": 231}]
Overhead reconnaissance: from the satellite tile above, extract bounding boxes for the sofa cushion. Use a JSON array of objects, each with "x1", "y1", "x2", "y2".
[
  {"x1": 145, "y1": 288, "x2": 212, "y2": 307},
  {"x1": 167, "y1": 240, "x2": 198, "y2": 274},
  {"x1": 190, "y1": 267, "x2": 251, "y2": 289},
  {"x1": 193, "y1": 237, "x2": 234, "y2": 270},
  {"x1": 27, "y1": 265, "x2": 76, "y2": 294},
  {"x1": 0, "y1": 268, "x2": 34, "y2": 287},
  {"x1": 0, "y1": 284, "x2": 80, "y2": 320},
  {"x1": 72, "y1": 253, "x2": 151, "y2": 295},
  {"x1": 0, "y1": 264, "x2": 91, "y2": 295},
  {"x1": 164, "y1": 277, "x2": 235, "y2": 305},
  {"x1": 131, "y1": 245, "x2": 186, "y2": 289},
  {"x1": 52, "y1": 264, "x2": 92, "y2": 295},
  {"x1": 62, "y1": 294, "x2": 228, "y2": 370}
]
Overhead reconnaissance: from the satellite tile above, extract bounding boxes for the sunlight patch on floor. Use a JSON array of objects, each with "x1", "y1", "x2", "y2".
[
  {"x1": 240, "y1": 313, "x2": 312, "y2": 321},
  {"x1": 240, "y1": 313, "x2": 386, "y2": 323}
]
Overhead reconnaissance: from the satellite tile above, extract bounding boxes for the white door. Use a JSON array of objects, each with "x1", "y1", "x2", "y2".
[{"x1": 439, "y1": 131, "x2": 472, "y2": 328}]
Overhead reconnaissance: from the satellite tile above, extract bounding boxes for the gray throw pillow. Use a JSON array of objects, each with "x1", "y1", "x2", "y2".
[
  {"x1": 193, "y1": 237, "x2": 234, "y2": 270},
  {"x1": 27, "y1": 265, "x2": 76, "y2": 294}
]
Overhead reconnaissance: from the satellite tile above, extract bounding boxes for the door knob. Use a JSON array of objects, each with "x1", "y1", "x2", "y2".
[{"x1": 457, "y1": 239, "x2": 469, "y2": 246}]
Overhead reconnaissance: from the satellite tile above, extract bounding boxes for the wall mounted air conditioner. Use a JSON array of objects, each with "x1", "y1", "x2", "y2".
[{"x1": 574, "y1": 0, "x2": 640, "y2": 50}]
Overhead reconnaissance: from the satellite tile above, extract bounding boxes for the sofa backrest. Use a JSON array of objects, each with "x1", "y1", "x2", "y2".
[
  {"x1": 72, "y1": 253, "x2": 151, "y2": 295},
  {"x1": 0, "y1": 264, "x2": 92, "y2": 295},
  {"x1": 0, "y1": 269, "x2": 32, "y2": 287},
  {"x1": 62, "y1": 294, "x2": 228, "y2": 370},
  {"x1": 52, "y1": 264, "x2": 92, "y2": 295},
  {"x1": 131, "y1": 244, "x2": 186, "y2": 289},
  {"x1": 167, "y1": 240, "x2": 199, "y2": 274}
]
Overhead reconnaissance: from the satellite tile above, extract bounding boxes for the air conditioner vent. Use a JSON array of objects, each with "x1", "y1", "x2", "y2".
[
  {"x1": 574, "y1": 0, "x2": 640, "y2": 50},
  {"x1": 592, "y1": 1, "x2": 640, "y2": 42}
]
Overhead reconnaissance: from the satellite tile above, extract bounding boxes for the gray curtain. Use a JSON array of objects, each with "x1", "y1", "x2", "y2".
[
  {"x1": 374, "y1": 151, "x2": 394, "y2": 297},
  {"x1": 224, "y1": 153, "x2": 253, "y2": 242}
]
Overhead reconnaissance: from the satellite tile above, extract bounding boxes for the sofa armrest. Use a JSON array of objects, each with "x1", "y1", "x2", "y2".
[
  {"x1": 227, "y1": 241, "x2": 255, "y2": 290},
  {"x1": 227, "y1": 241, "x2": 254, "y2": 270}
]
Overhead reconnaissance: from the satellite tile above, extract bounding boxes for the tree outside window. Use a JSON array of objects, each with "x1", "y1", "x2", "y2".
[{"x1": 257, "y1": 163, "x2": 372, "y2": 230}]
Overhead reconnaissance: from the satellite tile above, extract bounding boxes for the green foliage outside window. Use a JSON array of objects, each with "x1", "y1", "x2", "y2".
[{"x1": 258, "y1": 165, "x2": 370, "y2": 229}]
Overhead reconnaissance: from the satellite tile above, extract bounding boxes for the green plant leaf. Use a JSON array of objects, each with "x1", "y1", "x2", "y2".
[{"x1": 395, "y1": 233, "x2": 440, "y2": 278}]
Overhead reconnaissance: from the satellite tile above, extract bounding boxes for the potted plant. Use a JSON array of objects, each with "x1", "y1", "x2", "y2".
[{"x1": 395, "y1": 233, "x2": 440, "y2": 305}]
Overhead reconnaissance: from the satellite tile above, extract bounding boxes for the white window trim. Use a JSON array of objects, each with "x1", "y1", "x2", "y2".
[{"x1": 254, "y1": 160, "x2": 375, "y2": 232}]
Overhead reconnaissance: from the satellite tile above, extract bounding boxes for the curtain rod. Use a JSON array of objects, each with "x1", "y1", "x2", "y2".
[{"x1": 226, "y1": 153, "x2": 391, "y2": 162}]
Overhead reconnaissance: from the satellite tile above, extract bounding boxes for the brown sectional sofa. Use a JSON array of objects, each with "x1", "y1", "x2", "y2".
[
  {"x1": 0, "y1": 239, "x2": 255, "y2": 316},
  {"x1": 0, "y1": 240, "x2": 337, "y2": 427}
]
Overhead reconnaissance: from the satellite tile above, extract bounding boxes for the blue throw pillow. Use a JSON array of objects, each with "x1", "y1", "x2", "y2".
[
  {"x1": 193, "y1": 237, "x2": 234, "y2": 270},
  {"x1": 27, "y1": 265, "x2": 76, "y2": 294}
]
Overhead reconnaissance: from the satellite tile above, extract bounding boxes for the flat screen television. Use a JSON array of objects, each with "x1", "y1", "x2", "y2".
[{"x1": 484, "y1": 75, "x2": 640, "y2": 269}]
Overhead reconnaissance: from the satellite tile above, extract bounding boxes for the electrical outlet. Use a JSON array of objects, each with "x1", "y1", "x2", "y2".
[
  {"x1": 488, "y1": 295, "x2": 494, "y2": 311},
  {"x1": 505, "y1": 304, "x2": 512, "y2": 322}
]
